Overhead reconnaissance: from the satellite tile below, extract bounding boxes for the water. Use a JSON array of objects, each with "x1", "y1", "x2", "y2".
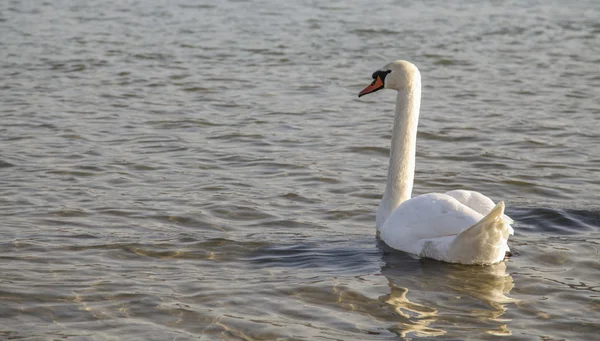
[{"x1": 1, "y1": 0, "x2": 599, "y2": 339}]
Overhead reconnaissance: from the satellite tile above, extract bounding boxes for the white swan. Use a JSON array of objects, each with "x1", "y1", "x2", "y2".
[{"x1": 358, "y1": 60, "x2": 513, "y2": 265}]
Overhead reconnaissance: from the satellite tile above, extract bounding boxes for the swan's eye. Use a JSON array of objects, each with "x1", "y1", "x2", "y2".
[{"x1": 372, "y1": 70, "x2": 392, "y2": 80}]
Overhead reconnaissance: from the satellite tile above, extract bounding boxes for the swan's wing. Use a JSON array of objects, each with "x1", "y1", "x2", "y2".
[
  {"x1": 444, "y1": 190, "x2": 496, "y2": 215},
  {"x1": 424, "y1": 201, "x2": 510, "y2": 264},
  {"x1": 380, "y1": 193, "x2": 512, "y2": 264},
  {"x1": 445, "y1": 190, "x2": 514, "y2": 227},
  {"x1": 380, "y1": 193, "x2": 483, "y2": 255}
]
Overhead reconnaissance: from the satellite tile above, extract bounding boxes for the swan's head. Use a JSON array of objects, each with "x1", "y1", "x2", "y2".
[{"x1": 358, "y1": 60, "x2": 421, "y2": 97}]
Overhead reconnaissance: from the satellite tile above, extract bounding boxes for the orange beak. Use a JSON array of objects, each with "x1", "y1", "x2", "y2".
[{"x1": 358, "y1": 76, "x2": 384, "y2": 97}]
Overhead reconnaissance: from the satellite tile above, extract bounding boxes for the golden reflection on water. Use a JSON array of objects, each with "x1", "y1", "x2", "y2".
[
  {"x1": 381, "y1": 256, "x2": 516, "y2": 338},
  {"x1": 383, "y1": 285, "x2": 446, "y2": 337},
  {"x1": 282, "y1": 248, "x2": 517, "y2": 339}
]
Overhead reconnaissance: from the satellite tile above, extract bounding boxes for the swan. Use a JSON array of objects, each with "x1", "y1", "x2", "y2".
[{"x1": 358, "y1": 60, "x2": 514, "y2": 265}]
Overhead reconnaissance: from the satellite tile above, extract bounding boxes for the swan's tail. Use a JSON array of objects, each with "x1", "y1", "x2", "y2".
[{"x1": 448, "y1": 201, "x2": 511, "y2": 265}]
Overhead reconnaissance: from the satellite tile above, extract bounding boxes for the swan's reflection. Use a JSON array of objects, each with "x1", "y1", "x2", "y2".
[{"x1": 378, "y1": 241, "x2": 515, "y2": 337}]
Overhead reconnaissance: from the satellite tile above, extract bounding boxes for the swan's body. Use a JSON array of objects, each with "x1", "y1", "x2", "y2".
[{"x1": 359, "y1": 60, "x2": 513, "y2": 265}]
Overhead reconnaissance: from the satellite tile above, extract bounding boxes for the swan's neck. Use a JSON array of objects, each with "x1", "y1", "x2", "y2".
[{"x1": 383, "y1": 81, "x2": 421, "y2": 214}]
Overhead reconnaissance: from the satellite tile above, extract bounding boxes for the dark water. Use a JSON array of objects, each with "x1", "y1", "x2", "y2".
[{"x1": 1, "y1": 0, "x2": 599, "y2": 340}]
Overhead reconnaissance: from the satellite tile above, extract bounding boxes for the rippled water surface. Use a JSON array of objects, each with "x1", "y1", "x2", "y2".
[{"x1": 1, "y1": 0, "x2": 599, "y2": 340}]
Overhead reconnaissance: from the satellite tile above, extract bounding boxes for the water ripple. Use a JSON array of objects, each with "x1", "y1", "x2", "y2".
[{"x1": 1, "y1": 0, "x2": 599, "y2": 339}]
